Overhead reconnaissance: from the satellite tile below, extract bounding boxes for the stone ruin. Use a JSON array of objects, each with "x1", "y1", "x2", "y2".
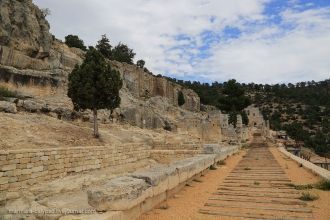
[{"x1": 0, "y1": 1, "x2": 272, "y2": 219}]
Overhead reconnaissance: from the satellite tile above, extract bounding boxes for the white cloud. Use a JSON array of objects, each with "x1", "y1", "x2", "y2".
[
  {"x1": 196, "y1": 7, "x2": 330, "y2": 83},
  {"x1": 33, "y1": 0, "x2": 330, "y2": 83}
]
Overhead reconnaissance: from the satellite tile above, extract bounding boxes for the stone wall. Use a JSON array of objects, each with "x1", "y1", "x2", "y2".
[
  {"x1": 0, "y1": 144, "x2": 150, "y2": 196},
  {"x1": 245, "y1": 105, "x2": 265, "y2": 128},
  {"x1": 150, "y1": 150, "x2": 203, "y2": 164},
  {"x1": 83, "y1": 145, "x2": 241, "y2": 220}
]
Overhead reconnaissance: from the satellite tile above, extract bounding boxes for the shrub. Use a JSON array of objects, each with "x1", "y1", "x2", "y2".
[
  {"x1": 0, "y1": 86, "x2": 17, "y2": 99},
  {"x1": 111, "y1": 43, "x2": 135, "y2": 64},
  {"x1": 65, "y1": 35, "x2": 87, "y2": 51},
  {"x1": 299, "y1": 192, "x2": 319, "y2": 201},
  {"x1": 315, "y1": 180, "x2": 330, "y2": 191}
]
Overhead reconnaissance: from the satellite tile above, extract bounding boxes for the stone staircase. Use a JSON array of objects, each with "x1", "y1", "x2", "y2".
[{"x1": 198, "y1": 140, "x2": 314, "y2": 219}]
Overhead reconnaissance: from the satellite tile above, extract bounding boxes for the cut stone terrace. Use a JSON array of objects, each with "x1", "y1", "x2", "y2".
[{"x1": 198, "y1": 136, "x2": 314, "y2": 220}]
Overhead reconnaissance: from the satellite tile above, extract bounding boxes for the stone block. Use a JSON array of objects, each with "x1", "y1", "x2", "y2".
[
  {"x1": 20, "y1": 158, "x2": 31, "y2": 164},
  {"x1": 21, "y1": 169, "x2": 32, "y2": 175},
  {"x1": 172, "y1": 159, "x2": 196, "y2": 183},
  {"x1": 2, "y1": 164, "x2": 16, "y2": 171},
  {"x1": 59, "y1": 211, "x2": 124, "y2": 220},
  {"x1": 32, "y1": 166, "x2": 43, "y2": 173},
  {"x1": 13, "y1": 169, "x2": 22, "y2": 176},
  {"x1": 0, "y1": 177, "x2": 9, "y2": 185},
  {"x1": 87, "y1": 176, "x2": 151, "y2": 211},
  {"x1": 141, "y1": 191, "x2": 166, "y2": 214},
  {"x1": 130, "y1": 166, "x2": 169, "y2": 196},
  {"x1": 40, "y1": 156, "x2": 49, "y2": 161},
  {"x1": 15, "y1": 154, "x2": 23, "y2": 159}
]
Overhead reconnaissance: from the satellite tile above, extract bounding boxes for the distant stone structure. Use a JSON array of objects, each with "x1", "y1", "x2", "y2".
[{"x1": 245, "y1": 105, "x2": 265, "y2": 127}]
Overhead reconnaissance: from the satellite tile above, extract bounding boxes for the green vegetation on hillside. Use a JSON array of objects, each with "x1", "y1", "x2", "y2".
[{"x1": 164, "y1": 77, "x2": 329, "y2": 155}]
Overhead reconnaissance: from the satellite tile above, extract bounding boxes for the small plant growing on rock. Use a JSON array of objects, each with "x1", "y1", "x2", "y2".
[
  {"x1": 299, "y1": 192, "x2": 319, "y2": 201},
  {"x1": 0, "y1": 86, "x2": 18, "y2": 99},
  {"x1": 315, "y1": 180, "x2": 330, "y2": 191},
  {"x1": 137, "y1": 59, "x2": 145, "y2": 68},
  {"x1": 210, "y1": 165, "x2": 217, "y2": 170},
  {"x1": 218, "y1": 160, "x2": 226, "y2": 165}
]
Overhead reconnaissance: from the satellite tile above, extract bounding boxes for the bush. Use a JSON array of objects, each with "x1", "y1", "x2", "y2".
[
  {"x1": 111, "y1": 43, "x2": 135, "y2": 64},
  {"x1": 163, "y1": 121, "x2": 172, "y2": 131},
  {"x1": 65, "y1": 35, "x2": 87, "y2": 51},
  {"x1": 315, "y1": 180, "x2": 330, "y2": 191},
  {"x1": 0, "y1": 86, "x2": 17, "y2": 99},
  {"x1": 299, "y1": 192, "x2": 319, "y2": 201},
  {"x1": 137, "y1": 60, "x2": 145, "y2": 68}
]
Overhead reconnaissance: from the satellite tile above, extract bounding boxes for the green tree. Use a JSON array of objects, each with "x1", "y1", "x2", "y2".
[
  {"x1": 68, "y1": 47, "x2": 123, "y2": 137},
  {"x1": 241, "y1": 111, "x2": 249, "y2": 125},
  {"x1": 217, "y1": 79, "x2": 251, "y2": 112},
  {"x1": 137, "y1": 59, "x2": 145, "y2": 68},
  {"x1": 112, "y1": 43, "x2": 136, "y2": 64},
  {"x1": 96, "y1": 34, "x2": 112, "y2": 59},
  {"x1": 229, "y1": 112, "x2": 238, "y2": 127},
  {"x1": 178, "y1": 91, "x2": 185, "y2": 106},
  {"x1": 65, "y1": 35, "x2": 87, "y2": 51}
]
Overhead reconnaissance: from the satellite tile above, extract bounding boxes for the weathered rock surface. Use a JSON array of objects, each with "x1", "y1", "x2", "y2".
[
  {"x1": 87, "y1": 176, "x2": 151, "y2": 211},
  {"x1": 0, "y1": 101, "x2": 17, "y2": 113},
  {"x1": 111, "y1": 61, "x2": 200, "y2": 112},
  {"x1": 0, "y1": 0, "x2": 52, "y2": 58}
]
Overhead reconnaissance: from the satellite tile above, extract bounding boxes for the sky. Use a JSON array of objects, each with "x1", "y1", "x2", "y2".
[{"x1": 33, "y1": 0, "x2": 330, "y2": 84}]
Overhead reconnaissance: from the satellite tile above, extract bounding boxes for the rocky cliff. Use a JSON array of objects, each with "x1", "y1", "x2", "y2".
[
  {"x1": 0, "y1": 0, "x2": 52, "y2": 58},
  {"x1": 0, "y1": 0, "x2": 200, "y2": 131}
]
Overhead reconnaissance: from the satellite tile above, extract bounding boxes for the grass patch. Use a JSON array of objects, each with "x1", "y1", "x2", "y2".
[
  {"x1": 210, "y1": 165, "x2": 217, "y2": 170},
  {"x1": 299, "y1": 192, "x2": 319, "y2": 201},
  {"x1": 218, "y1": 160, "x2": 226, "y2": 165},
  {"x1": 244, "y1": 167, "x2": 251, "y2": 170},
  {"x1": 286, "y1": 180, "x2": 330, "y2": 191},
  {"x1": 315, "y1": 180, "x2": 330, "y2": 191},
  {"x1": 0, "y1": 86, "x2": 18, "y2": 99}
]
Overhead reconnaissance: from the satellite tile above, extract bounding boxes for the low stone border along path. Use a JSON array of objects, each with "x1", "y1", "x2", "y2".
[{"x1": 198, "y1": 140, "x2": 314, "y2": 220}]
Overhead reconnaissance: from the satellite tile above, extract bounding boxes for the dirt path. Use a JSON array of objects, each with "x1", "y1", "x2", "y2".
[{"x1": 140, "y1": 138, "x2": 329, "y2": 220}]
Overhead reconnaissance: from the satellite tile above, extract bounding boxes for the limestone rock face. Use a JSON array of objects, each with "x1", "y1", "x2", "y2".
[
  {"x1": 110, "y1": 61, "x2": 200, "y2": 112},
  {"x1": 0, "y1": 0, "x2": 53, "y2": 58},
  {"x1": 0, "y1": 0, "x2": 202, "y2": 132}
]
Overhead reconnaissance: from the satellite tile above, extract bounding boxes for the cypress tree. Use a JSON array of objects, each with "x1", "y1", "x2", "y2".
[{"x1": 68, "y1": 47, "x2": 122, "y2": 137}]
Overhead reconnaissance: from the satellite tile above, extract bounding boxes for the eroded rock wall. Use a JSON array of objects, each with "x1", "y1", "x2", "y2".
[
  {"x1": 110, "y1": 61, "x2": 200, "y2": 112},
  {"x1": 0, "y1": 0, "x2": 52, "y2": 58}
]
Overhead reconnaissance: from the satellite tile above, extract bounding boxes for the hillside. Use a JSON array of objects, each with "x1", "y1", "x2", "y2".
[{"x1": 166, "y1": 78, "x2": 330, "y2": 156}]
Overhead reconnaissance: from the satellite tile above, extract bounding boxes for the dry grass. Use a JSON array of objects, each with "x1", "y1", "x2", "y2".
[{"x1": 299, "y1": 192, "x2": 319, "y2": 201}]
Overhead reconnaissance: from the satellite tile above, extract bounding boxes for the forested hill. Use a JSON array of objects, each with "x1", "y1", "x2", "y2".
[{"x1": 165, "y1": 77, "x2": 330, "y2": 156}]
